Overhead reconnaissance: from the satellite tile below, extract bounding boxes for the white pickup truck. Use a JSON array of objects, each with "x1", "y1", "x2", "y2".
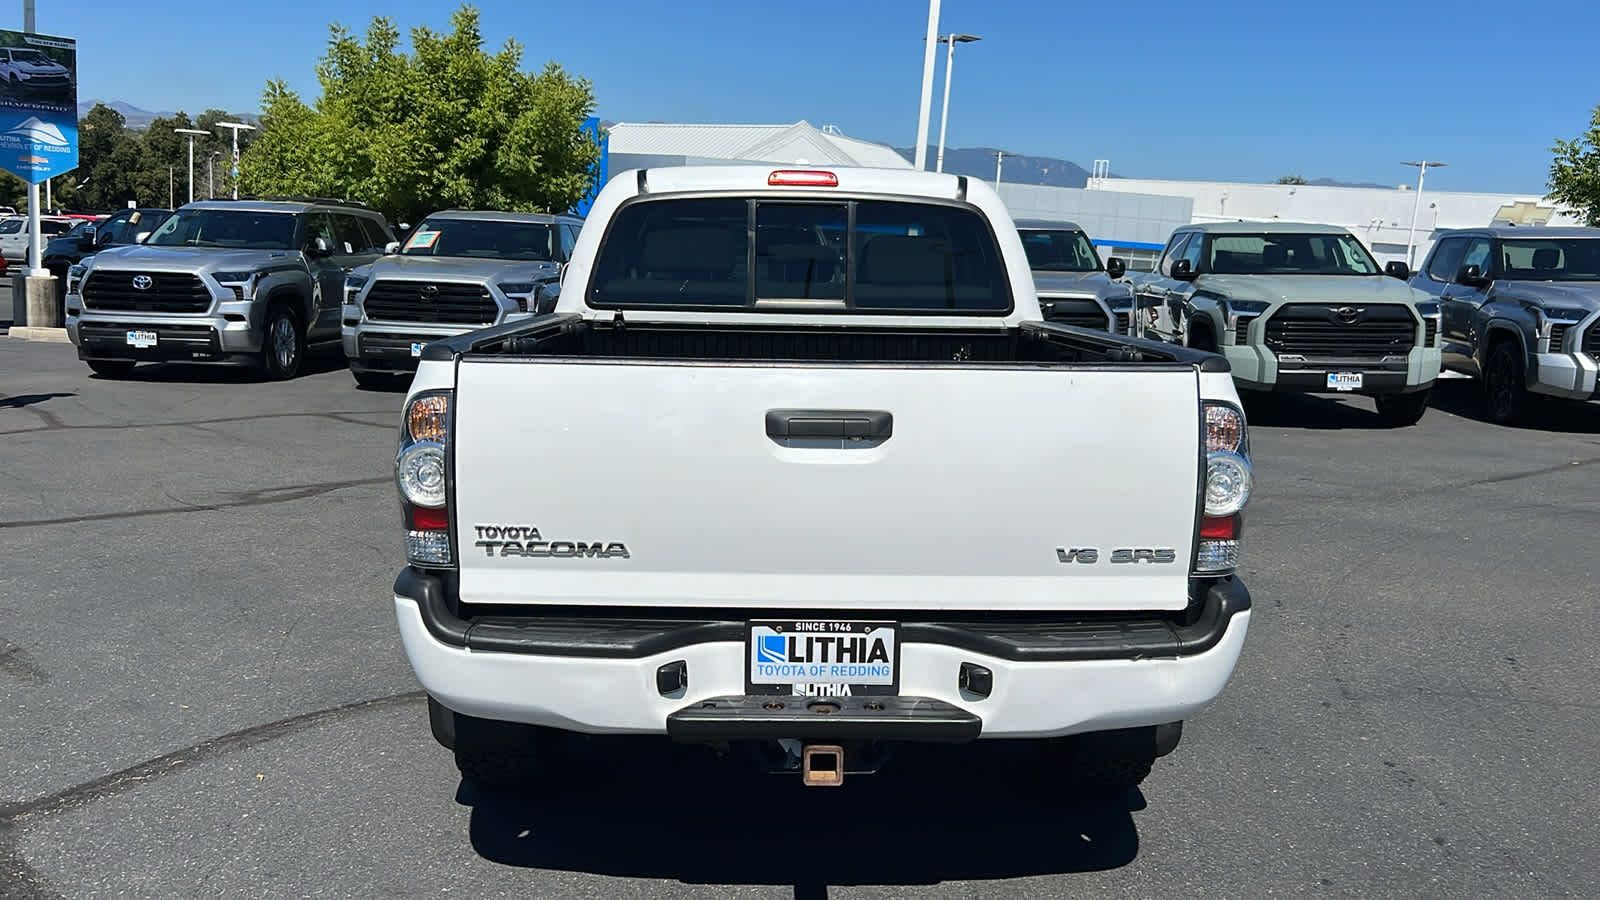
[{"x1": 390, "y1": 165, "x2": 1255, "y2": 792}]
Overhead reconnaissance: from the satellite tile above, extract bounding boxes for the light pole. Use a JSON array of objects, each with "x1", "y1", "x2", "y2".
[
  {"x1": 215, "y1": 122, "x2": 257, "y2": 199},
  {"x1": 994, "y1": 150, "x2": 1005, "y2": 189},
  {"x1": 174, "y1": 128, "x2": 208, "y2": 205},
  {"x1": 912, "y1": 0, "x2": 942, "y2": 170},
  {"x1": 1402, "y1": 160, "x2": 1446, "y2": 269},
  {"x1": 22, "y1": 0, "x2": 44, "y2": 276},
  {"x1": 208, "y1": 152, "x2": 219, "y2": 199},
  {"x1": 934, "y1": 33, "x2": 981, "y2": 174}
]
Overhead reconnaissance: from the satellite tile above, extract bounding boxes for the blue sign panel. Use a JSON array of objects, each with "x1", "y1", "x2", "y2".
[
  {"x1": 573, "y1": 116, "x2": 609, "y2": 218},
  {"x1": 0, "y1": 30, "x2": 77, "y2": 184}
]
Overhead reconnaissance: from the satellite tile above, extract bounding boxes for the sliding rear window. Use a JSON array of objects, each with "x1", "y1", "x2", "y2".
[{"x1": 587, "y1": 196, "x2": 1012, "y2": 314}]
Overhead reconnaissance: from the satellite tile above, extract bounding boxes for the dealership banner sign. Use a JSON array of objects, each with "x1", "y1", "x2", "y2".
[{"x1": 0, "y1": 29, "x2": 76, "y2": 184}]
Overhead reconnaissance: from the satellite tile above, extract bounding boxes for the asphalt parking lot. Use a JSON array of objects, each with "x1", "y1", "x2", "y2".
[{"x1": 2, "y1": 336, "x2": 1598, "y2": 899}]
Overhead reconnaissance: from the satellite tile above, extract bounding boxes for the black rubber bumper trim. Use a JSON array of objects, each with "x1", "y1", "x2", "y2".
[
  {"x1": 665, "y1": 694, "x2": 981, "y2": 743},
  {"x1": 1271, "y1": 370, "x2": 1411, "y2": 393},
  {"x1": 396, "y1": 569, "x2": 1250, "y2": 663}
]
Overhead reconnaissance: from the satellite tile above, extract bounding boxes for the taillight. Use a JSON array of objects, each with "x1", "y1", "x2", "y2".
[
  {"x1": 1196, "y1": 402, "x2": 1251, "y2": 575},
  {"x1": 397, "y1": 390, "x2": 453, "y2": 568},
  {"x1": 768, "y1": 169, "x2": 838, "y2": 187}
]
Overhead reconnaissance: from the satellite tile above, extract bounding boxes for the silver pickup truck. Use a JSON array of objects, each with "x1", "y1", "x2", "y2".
[
  {"x1": 341, "y1": 210, "x2": 584, "y2": 388},
  {"x1": 1122, "y1": 222, "x2": 1442, "y2": 426},
  {"x1": 1408, "y1": 226, "x2": 1600, "y2": 423}
]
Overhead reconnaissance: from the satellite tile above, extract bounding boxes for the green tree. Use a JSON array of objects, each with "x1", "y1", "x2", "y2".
[
  {"x1": 73, "y1": 103, "x2": 145, "y2": 210},
  {"x1": 1275, "y1": 174, "x2": 1308, "y2": 185},
  {"x1": 1549, "y1": 104, "x2": 1600, "y2": 226},
  {"x1": 241, "y1": 4, "x2": 600, "y2": 223}
]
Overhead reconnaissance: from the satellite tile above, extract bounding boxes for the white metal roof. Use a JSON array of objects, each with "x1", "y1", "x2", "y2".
[{"x1": 606, "y1": 120, "x2": 913, "y2": 169}]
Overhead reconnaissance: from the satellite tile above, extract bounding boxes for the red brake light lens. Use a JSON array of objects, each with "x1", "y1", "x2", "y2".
[
  {"x1": 1201, "y1": 515, "x2": 1239, "y2": 540},
  {"x1": 411, "y1": 505, "x2": 450, "y2": 530},
  {"x1": 768, "y1": 170, "x2": 838, "y2": 187}
]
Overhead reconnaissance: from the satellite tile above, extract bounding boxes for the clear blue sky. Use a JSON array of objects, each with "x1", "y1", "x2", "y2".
[{"x1": 39, "y1": 0, "x2": 1600, "y2": 194}]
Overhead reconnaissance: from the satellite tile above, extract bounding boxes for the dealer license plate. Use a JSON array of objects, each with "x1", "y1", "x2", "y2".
[
  {"x1": 1326, "y1": 372, "x2": 1363, "y2": 391},
  {"x1": 410, "y1": 342, "x2": 425, "y2": 358},
  {"x1": 747, "y1": 620, "x2": 899, "y2": 697},
  {"x1": 125, "y1": 330, "x2": 158, "y2": 349}
]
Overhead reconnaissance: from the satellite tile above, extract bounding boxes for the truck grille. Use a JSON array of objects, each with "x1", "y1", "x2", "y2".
[
  {"x1": 1424, "y1": 318, "x2": 1438, "y2": 348},
  {"x1": 1585, "y1": 324, "x2": 1600, "y2": 357},
  {"x1": 1263, "y1": 304, "x2": 1417, "y2": 359},
  {"x1": 1042, "y1": 297, "x2": 1109, "y2": 331},
  {"x1": 81, "y1": 272, "x2": 212, "y2": 313},
  {"x1": 362, "y1": 280, "x2": 497, "y2": 325},
  {"x1": 1234, "y1": 316, "x2": 1254, "y2": 344},
  {"x1": 1113, "y1": 312, "x2": 1131, "y2": 335}
]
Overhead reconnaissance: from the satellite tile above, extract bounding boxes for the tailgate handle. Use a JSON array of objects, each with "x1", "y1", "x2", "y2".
[{"x1": 766, "y1": 409, "x2": 893, "y2": 442}]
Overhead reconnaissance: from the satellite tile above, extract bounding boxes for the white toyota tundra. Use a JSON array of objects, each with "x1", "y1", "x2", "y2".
[{"x1": 390, "y1": 165, "x2": 1255, "y2": 791}]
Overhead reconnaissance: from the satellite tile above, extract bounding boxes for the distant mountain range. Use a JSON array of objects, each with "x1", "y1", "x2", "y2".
[
  {"x1": 896, "y1": 145, "x2": 1098, "y2": 188},
  {"x1": 77, "y1": 99, "x2": 259, "y2": 130}
]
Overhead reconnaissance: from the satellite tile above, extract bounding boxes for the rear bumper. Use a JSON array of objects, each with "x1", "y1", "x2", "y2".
[{"x1": 393, "y1": 570, "x2": 1252, "y2": 740}]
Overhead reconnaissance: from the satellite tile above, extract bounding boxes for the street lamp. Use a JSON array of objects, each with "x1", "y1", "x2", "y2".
[
  {"x1": 912, "y1": 0, "x2": 942, "y2": 170},
  {"x1": 174, "y1": 128, "x2": 208, "y2": 205},
  {"x1": 1402, "y1": 160, "x2": 1446, "y2": 269},
  {"x1": 215, "y1": 122, "x2": 257, "y2": 199},
  {"x1": 934, "y1": 33, "x2": 981, "y2": 174}
]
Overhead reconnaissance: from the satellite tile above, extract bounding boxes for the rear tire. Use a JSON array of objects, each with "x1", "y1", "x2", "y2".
[
  {"x1": 86, "y1": 359, "x2": 136, "y2": 378},
  {"x1": 1374, "y1": 389, "x2": 1431, "y2": 427},
  {"x1": 260, "y1": 302, "x2": 305, "y2": 380},
  {"x1": 1482, "y1": 340, "x2": 1533, "y2": 425}
]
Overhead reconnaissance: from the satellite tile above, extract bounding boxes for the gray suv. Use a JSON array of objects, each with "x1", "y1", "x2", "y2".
[
  {"x1": 342, "y1": 209, "x2": 582, "y2": 388},
  {"x1": 1409, "y1": 226, "x2": 1600, "y2": 423},
  {"x1": 66, "y1": 198, "x2": 395, "y2": 379}
]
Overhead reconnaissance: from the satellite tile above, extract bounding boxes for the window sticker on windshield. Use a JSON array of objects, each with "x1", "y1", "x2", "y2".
[{"x1": 406, "y1": 230, "x2": 440, "y2": 250}]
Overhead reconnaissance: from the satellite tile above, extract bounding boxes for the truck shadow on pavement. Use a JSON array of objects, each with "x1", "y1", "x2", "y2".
[
  {"x1": 1241, "y1": 393, "x2": 1394, "y2": 430},
  {"x1": 105, "y1": 347, "x2": 349, "y2": 384},
  {"x1": 461, "y1": 736, "x2": 1142, "y2": 890},
  {"x1": 1426, "y1": 379, "x2": 1600, "y2": 433}
]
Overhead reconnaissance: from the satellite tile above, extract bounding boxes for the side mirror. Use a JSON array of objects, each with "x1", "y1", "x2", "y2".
[
  {"x1": 1455, "y1": 263, "x2": 1486, "y2": 287},
  {"x1": 1105, "y1": 256, "x2": 1127, "y2": 280},
  {"x1": 307, "y1": 236, "x2": 334, "y2": 258},
  {"x1": 1172, "y1": 258, "x2": 1197, "y2": 281},
  {"x1": 78, "y1": 225, "x2": 98, "y2": 249},
  {"x1": 1384, "y1": 260, "x2": 1411, "y2": 280},
  {"x1": 384, "y1": 241, "x2": 400, "y2": 254},
  {"x1": 133, "y1": 231, "x2": 151, "y2": 245}
]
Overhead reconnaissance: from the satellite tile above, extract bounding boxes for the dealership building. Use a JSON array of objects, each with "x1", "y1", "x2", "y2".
[{"x1": 601, "y1": 121, "x2": 1581, "y2": 269}]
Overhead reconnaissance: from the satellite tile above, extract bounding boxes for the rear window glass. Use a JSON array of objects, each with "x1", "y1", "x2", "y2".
[{"x1": 587, "y1": 197, "x2": 1012, "y2": 314}]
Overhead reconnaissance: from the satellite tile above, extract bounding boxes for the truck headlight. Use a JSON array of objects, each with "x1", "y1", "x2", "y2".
[
  {"x1": 1222, "y1": 299, "x2": 1270, "y2": 330},
  {"x1": 497, "y1": 281, "x2": 536, "y2": 312},
  {"x1": 213, "y1": 270, "x2": 259, "y2": 301},
  {"x1": 344, "y1": 273, "x2": 369, "y2": 303},
  {"x1": 66, "y1": 263, "x2": 86, "y2": 296}
]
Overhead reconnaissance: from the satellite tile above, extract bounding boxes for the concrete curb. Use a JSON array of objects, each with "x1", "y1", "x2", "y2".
[{"x1": 5, "y1": 326, "x2": 71, "y2": 343}]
